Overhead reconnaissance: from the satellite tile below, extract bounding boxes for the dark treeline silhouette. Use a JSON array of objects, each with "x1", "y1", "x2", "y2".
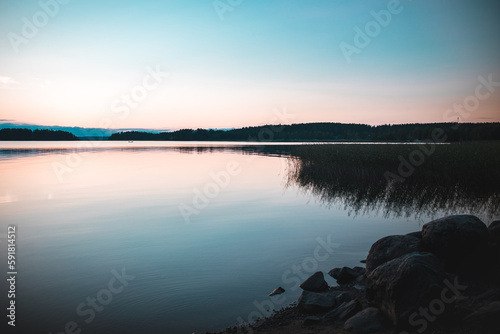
[
  {"x1": 2, "y1": 122, "x2": 499, "y2": 141},
  {"x1": 0, "y1": 128, "x2": 78, "y2": 140},
  {"x1": 108, "y1": 122, "x2": 500, "y2": 142}
]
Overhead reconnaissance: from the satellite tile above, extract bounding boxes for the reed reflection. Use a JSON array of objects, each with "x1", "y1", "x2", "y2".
[{"x1": 286, "y1": 143, "x2": 500, "y2": 219}]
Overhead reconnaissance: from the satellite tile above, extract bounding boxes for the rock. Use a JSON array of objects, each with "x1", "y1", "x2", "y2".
[
  {"x1": 365, "y1": 235, "x2": 421, "y2": 273},
  {"x1": 299, "y1": 271, "x2": 328, "y2": 292},
  {"x1": 490, "y1": 221, "x2": 500, "y2": 261},
  {"x1": 421, "y1": 215, "x2": 489, "y2": 270},
  {"x1": 328, "y1": 266, "x2": 365, "y2": 285},
  {"x1": 329, "y1": 268, "x2": 342, "y2": 278},
  {"x1": 360, "y1": 259, "x2": 367, "y2": 264},
  {"x1": 297, "y1": 290, "x2": 343, "y2": 314},
  {"x1": 489, "y1": 220, "x2": 500, "y2": 240},
  {"x1": 464, "y1": 301, "x2": 500, "y2": 331},
  {"x1": 354, "y1": 272, "x2": 366, "y2": 286},
  {"x1": 336, "y1": 292, "x2": 354, "y2": 304},
  {"x1": 353, "y1": 267, "x2": 366, "y2": 275},
  {"x1": 323, "y1": 300, "x2": 362, "y2": 322},
  {"x1": 406, "y1": 231, "x2": 422, "y2": 239},
  {"x1": 303, "y1": 316, "x2": 321, "y2": 326},
  {"x1": 344, "y1": 307, "x2": 386, "y2": 334},
  {"x1": 473, "y1": 289, "x2": 500, "y2": 304},
  {"x1": 269, "y1": 286, "x2": 285, "y2": 296},
  {"x1": 366, "y1": 252, "x2": 447, "y2": 328}
]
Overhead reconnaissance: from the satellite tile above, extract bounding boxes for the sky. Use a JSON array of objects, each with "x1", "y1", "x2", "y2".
[{"x1": 0, "y1": 0, "x2": 499, "y2": 130}]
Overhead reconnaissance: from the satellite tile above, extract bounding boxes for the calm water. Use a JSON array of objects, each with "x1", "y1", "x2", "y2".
[{"x1": 0, "y1": 141, "x2": 496, "y2": 333}]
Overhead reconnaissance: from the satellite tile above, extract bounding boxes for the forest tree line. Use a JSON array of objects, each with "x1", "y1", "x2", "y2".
[
  {"x1": 108, "y1": 122, "x2": 500, "y2": 142},
  {"x1": 1, "y1": 122, "x2": 499, "y2": 141},
  {"x1": 0, "y1": 128, "x2": 79, "y2": 140}
]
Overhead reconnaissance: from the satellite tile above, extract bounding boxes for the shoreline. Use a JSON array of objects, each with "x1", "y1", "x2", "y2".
[{"x1": 206, "y1": 215, "x2": 500, "y2": 334}]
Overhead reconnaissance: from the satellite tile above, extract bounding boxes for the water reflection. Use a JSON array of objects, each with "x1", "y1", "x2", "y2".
[
  {"x1": 3, "y1": 141, "x2": 498, "y2": 220},
  {"x1": 0, "y1": 143, "x2": 295, "y2": 160},
  {"x1": 2, "y1": 141, "x2": 496, "y2": 333},
  {"x1": 286, "y1": 157, "x2": 500, "y2": 220}
]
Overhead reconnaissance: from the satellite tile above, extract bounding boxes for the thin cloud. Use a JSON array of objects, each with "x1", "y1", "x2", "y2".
[
  {"x1": 0, "y1": 76, "x2": 52, "y2": 89},
  {"x1": 0, "y1": 76, "x2": 21, "y2": 89},
  {"x1": 30, "y1": 77, "x2": 53, "y2": 88}
]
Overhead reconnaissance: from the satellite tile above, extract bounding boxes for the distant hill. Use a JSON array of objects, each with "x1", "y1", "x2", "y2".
[
  {"x1": 0, "y1": 128, "x2": 78, "y2": 140},
  {"x1": 109, "y1": 122, "x2": 500, "y2": 142},
  {"x1": 0, "y1": 122, "x2": 170, "y2": 138}
]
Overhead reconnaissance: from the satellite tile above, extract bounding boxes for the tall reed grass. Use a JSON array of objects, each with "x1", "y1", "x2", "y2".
[{"x1": 287, "y1": 142, "x2": 500, "y2": 219}]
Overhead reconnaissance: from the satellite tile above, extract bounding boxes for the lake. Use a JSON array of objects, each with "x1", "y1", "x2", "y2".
[{"x1": 0, "y1": 141, "x2": 497, "y2": 334}]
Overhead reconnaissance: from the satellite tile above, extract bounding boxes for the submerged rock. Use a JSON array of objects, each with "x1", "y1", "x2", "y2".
[
  {"x1": 269, "y1": 286, "x2": 285, "y2": 296},
  {"x1": 299, "y1": 271, "x2": 328, "y2": 292},
  {"x1": 366, "y1": 252, "x2": 447, "y2": 328},
  {"x1": 365, "y1": 235, "x2": 421, "y2": 273}
]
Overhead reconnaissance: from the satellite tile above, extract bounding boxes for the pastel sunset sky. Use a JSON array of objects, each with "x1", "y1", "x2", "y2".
[{"x1": 0, "y1": 0, "x2": 499, "y2": 130}]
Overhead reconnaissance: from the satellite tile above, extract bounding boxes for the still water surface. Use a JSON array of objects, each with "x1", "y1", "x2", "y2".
[{"x1": 0, "y1": 141, "x2": 494, "y2": 333}]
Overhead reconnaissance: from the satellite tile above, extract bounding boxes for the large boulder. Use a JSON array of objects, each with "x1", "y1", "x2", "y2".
[
  {"x1": 365, "y1": 235, "x2": 421, "y2": 273},
  {"x1": 366, "y1": 252, "x2": 447, "y2": 328},
  {"x1": 299, "y1": 271, "x2": 328, "y2": 292},
  {"x1": 406, "y1": 231, "x2": 422, "y2": 240},
  {"x1": 421, "y1": 215, "x2": 489, "y2": 271},
  {"x1": 297, "y1": 290, "x2": 343, "y2": 314}
]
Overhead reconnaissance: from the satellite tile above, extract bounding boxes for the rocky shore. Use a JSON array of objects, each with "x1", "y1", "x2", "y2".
[{"x1": 206, "y1": 215, "x2": 500, "y2": 334}]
